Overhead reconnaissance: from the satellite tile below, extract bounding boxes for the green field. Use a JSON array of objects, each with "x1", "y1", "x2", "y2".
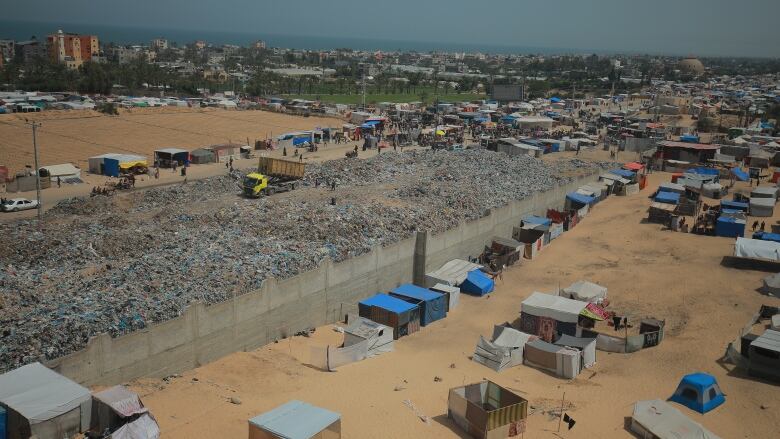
[{"x1": 284, "y1": 92, "x2": 486, "y2": 105}]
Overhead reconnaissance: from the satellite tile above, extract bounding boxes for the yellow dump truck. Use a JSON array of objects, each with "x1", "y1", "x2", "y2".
[{"x1": 243, "y1": 157, "x2": 305, "y2": 197}]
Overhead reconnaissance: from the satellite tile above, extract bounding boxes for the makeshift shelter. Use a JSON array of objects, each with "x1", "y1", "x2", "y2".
[
  {"x1": 523, "y1": 339, "x2": 581, "y2": 379},
  {"x1": 751, "y1": 186, "x2": 777, "y2": 200},
  {"x1": 731, "y1": 167, "x2": 750, "y2": 182},
  {"x1": 720, "y1": 199, "x2": 748, "y2": 212},
  {"x1": 0, "y1": 362, "x2": 91, "y2": 439},
  {"x1": 701, "y1": 182, "x2": 725, "y2": 198},
  {"x1": 88, "y1": 154, "x2": 147, "y2": 177},
  {"x1": 248, "y1": 400, "x2": 341, "y2": 439},
  {"x1": 358, "y1": 294, "x2": 420, "y2": 339},
  {"x1": 750, "y1": 197, "x2": 775, "y2": 217},
  {"x1": 658, "y1": 182, "x2": 685, "y2": 195},
  {"x1": 189, "y1": 148, "x2": 216, "y2": 164},
  {"x1": 565, "y1": 192, "x2": 596, "y2": 210},
  {"x1": 654, "y1": 191, "x2": 680, "y2": 205},
  {"x1": 91, "y1": 385, "x2": 159, "y2": 439},
  {"x1": 519, "y1": 292, "x2": 589, "y2": 341},
  {"x1": 554, "y1": 334, "x2": 597, "y2": 369},
  {"x1": 752, "y1": 231, "x2": 780, "y2": 243},
  {"x1": 153, "y1": 148, "x2": 189, "y2": 168},
  {"x1": 631, "y1": 400, "x2": 721, "y2": 439},
  {"x1": 447, "y1": 381, "x2": 528, "y2": 439},
  {"x1": 513, "y1": 226, "x2": 546, "y2": 260},
  {"x1": 473, "y1": 326, "x2": 536, "y2": 372},
  {"x1": 762, "y1": 273, "x2": 780, "y2": 295},
  {"x1": 390, "y1": 284, "x2": 446, "y2": 327},
  {"x1": 715, "y1": 216, "x2": 745, "y2": 238},
  {"x1": 38, "y1": 164, "x2": 81, "y2": 183},
  {"x1": 430, "y1": 283, "x2": 460, "y2": 311},
  {"x1": 669, "y1": 373, "x2": 725, "y2": 414},
  {"x1": 560, "y1": 280, "x2": 607, "y2": 304},
  {"x1": 648, "y1": 202, "x2": 676, "y2": 224},
  {"x1": 748, "y1": 329, "x2": 780, "y2": 382},
  {"x1": 734, "y1": 237, "x2": 780, "y2": 262},
  {"x1": 424, "y1": 259, "x2": 482, "y2": 288},
  {"x1": 460, "y1": 270, "x2": 494, "y2": 296},
  {"x1": 484, "y1": 236, "x2": 523, "y2": 267},
  {"x1": 311, "y1": 316, "x2": 394, "y2": 371}
]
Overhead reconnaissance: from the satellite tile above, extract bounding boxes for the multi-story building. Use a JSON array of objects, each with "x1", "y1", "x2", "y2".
[
  {"x1": 253, "y1": 40, "x2": 266, "y2": 50},
  {"x1": 0, "y1": 40, "x2": 15, "y2": 61},
  {"x1": 15, "y1": 38, "x2": 47, "y2": 64},
  {"x1": 151, "y1": 38, "x2": 168, "y2": 50},
  {"x1": 194, "y1": 40, "x2": 207, "y2": 50},
  {"x1": 46, "y1": 30, "x2": 99, "y2": 69}
]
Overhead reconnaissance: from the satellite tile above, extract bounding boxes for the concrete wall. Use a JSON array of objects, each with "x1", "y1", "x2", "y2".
[{"x1": 48, "y1": 174, "x2": 597, "y2": 386}]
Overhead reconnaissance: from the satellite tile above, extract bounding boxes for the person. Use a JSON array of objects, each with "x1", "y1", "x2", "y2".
[
  {"x1": 181, "y1": 166, "x2": 186, "y2": 177},
  {"x1": 283, "y1": 146, "x2": 287, "y2": 157},
  {"x1": 172, "y1": 161, "x2": 178, "y2": 173},
  {"x1": 752, "y1": 220, "x2": 759, "y2": 231},
  {"x1": 154, "y1": 167, "x2": 160, "y2": 179},
  {"x1": 229, "y1": 157, "x2": 234, "y2": 168},
  {"x1": 354, "y1": 144, "x2": 358, "y2": 154},
  {"x1": 331, "y1": 179, "x2": 337, "y2": 191},
  {"x1": 576, "y1": 143, "x2": 581, "y2": 156},
  {"x1": 761, "y1": 221, "x2": 766, "y2": 232},
  {"x1": 56, "y1": 176, "x2": 61, "y2": 188},
  {"x1": 299, "y1": 154, "x2": 303, "y2": 163}
]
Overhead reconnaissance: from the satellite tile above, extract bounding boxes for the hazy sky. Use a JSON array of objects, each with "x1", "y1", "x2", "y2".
[{"x1": 5, "y1": 0, "x2": 780, "y2": 57}]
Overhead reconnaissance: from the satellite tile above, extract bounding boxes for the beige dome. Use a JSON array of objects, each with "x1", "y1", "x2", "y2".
[{"x1": 679, "y1": 58, "x2": 705, "y2": 74}]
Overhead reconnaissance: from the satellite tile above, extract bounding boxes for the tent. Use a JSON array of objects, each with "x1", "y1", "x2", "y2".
[
  {"x1": 473, "y1": 326, "x2": 536, "y2": 372},
  {"x1": 424, "y1": 259, "x2": 482, "y2": 288},
  {"x1": 720, "y1": 200, "x2": 749, "y2": 212},
  {"x1": 734, "y1": 237, "x2": 780, "y2": 261},
  {"x1": 658, "y1": 182, "x2": 685, "y2": 195},
  {"x1": 88, "y1": 154, "x2": 147, "y2": 177},
  {"x1": 731, "y1": 167, "x2": 750, "y2": 182},
  {"x1": 560, "y1": 280, "x2": 607, "y2": 304},
  {"x1": 448, "y1": 381, "x2": 528, "y2": 439},
  {"x1": 343, "y1": 316, "x2": 394, "y2": 357},
  {"x1": 750, "y1": 197, "x2": 775, "y2": 217},
  {"x1": 91, "y1": 385, "x2": 159, "y2": 439},
  {"x1": 748, "y1": 329, "x2": 780, "y2": 382},
  {"x1": 189, "y1": 148, "x2": 216, "y2": 164},
  {"x1": 631, "y1": 400, "x2": 721, "y2": 439},
  {"x1": 111, "y1": 414, "x2": 161, "y2": 439},
  {"x1": 513, "y1": 226, "x2": 546, "y2": 260},
  {"x1": 554, "y1": 334, "x2": 597, "y2": 369},
  {"x1": 460, "y1": 270, "x2": 494, "y2": 296},
  {"x1": 248, "y1": 400, "x2": 341, "y2": 439},
  {"x1": 762, "y1": 273, "x2": 780, "y2": 295},
  {"x1": 715, "y1": 216, "x2": 745, "y2": 238},
  {"x1": 750, "y1": 186, "x2": 777, "y2": 200},
  {"x1": 752, "y1": 231, "x2": 780, "y2": 243},
  {"x1": 519, "y1": 292, "x2": 588, "y2": 341},
  {"x1": 38, "y1": 163, "x2": 81, "y2": 182},
  {"x1": 0, "y1": 362, "x2": 92, "y2": 439},
  {"x1": 390, "y1": 284, "x2": 447, "y2": 327},
  {"x1": 702, "y1": 182, "x2": 724, "y2": 198},
  {"x1": 654, "y1": 191, "x2": 680, "y2": 205},
  {"x1": 669, "y1": 373, "x2": 725, "y2": 414},
  {"x1": 565, "y1": 192, "x2": 596, "y2": 210},
  {"x1": 358, "y1": 294, "x2": 420, "y2": 339},
  {"x1": 523, "y1": 339, "x2": 581, "y2": 379},
  {"x1": 430, "y1": 283, "x2": 460, "y2": 310},
  {"x1": 153, "y1": 148, "x2": 189, "y2": 167}
]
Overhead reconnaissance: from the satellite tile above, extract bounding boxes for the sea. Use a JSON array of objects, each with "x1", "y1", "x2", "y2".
[{"x1": 0, "y1": 19, "x2": 590, "y2": 55}]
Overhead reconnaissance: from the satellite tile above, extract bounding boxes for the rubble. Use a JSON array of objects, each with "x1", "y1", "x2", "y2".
[{"x1": 0, "y1": 149, "x2": 614, "y2": 372}]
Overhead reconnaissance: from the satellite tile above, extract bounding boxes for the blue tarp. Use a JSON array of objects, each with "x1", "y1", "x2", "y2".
[
  {"x1": 0, "y1": 406, "x2": 5, "y2": 439},
  {"x1": 566, "y1": 192, "x2": 596, "y2": 206},
  {"x1": 522, "y1": 215, "x2": 552, "y2": 227},
  {"x1": 680, "y1": 135, "x2": 700, "y2": 143},
  {"x1": 609, "y1": 169, "x2": 636, "y2": 179},
  {"x1": 669, "y1": 373, "x2": 725, "y2": 414},
  {"x1": 752, "y1": 231, "x2": 780, "y2": 243},
  {"x1": 360, "y1": 121, "x2": 380, "y2": 129},
  {"x1": 391, "y1": 284, "x2": 446, "y2": 327},
  {"x1": 249, "y1": 400, "x2": 340, "y2": 439},
  {"x1": 460, "y1": 270, "x2": 494, "y2": 296},
  {"x1": 500, "y1": 116, "x2": 517, "y2": 123},
  {"x1": 691, "y1": 167, "x2": 719, "y2": 176},
  {"x1": 716, "y1": 216, "x2": 745, "y2": 238},
  {"x1": 550, "y1": 97, "x2": 562, "y2": 103},
  {"x1": 731, "y1": 168, "x2": 749, "y2": 182},
  {"x1": 721, "y1": 200, "x2": 749, "y2": 211},
  {"x1": 292, "y1": 136, "x2": 311, "y2": 146},
  {"x1": 359, "y1": 293, "x2": 417, "y2": 315},
  {"x1": 721, "y1": 208, "x2": 741, "y2": 214},
  {"x1": 654, "y1": 191, "x2": 680, "y2": 204}
]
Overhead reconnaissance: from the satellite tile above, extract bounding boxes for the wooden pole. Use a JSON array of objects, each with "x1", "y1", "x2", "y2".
[{"x1": 557, "y1": 392, "x2": 566, "y2": 432}]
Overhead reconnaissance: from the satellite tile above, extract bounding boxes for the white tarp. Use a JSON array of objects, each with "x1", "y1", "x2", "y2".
[
  {"x1": 40, "y1": 163, "x2": 81, "y2": 179},
  {"x1": 111, "y1": 413, "x2": 161, "y2": 439},
  {"x1": 343, "y1": 316, "x2": 394, "y2": 357},
  {"x1": 763, "y1": 273, "x2": 780, "y2": 295},
  {"x1": 631, "y1": 400, "x2": 721, "y2": 439},
  {"x1": 560, "y1": 280, "x2": 607, "y2": 303},
  {"x1": 750, "y1": 197, "x2": 775, "y2": 217},
  {"x1": 424, "y1": 259, "x2": 482, "y2": 288},
  {"x1": 473, "y1": 325, "x2": 536, "y2": 372},
  {"x1": 554, "y1": 335, "x2": 597, "y2": 369},
  {"x1": 521, "y1": 292, "x2": 587, "y2": 323},
  {"x1": 431, "y1": 283, "x2": 460, "y2": 309},
  {"x1": 734, "y1": 237, "x2": 780, "y2": 261},
  {"x1": 701, "y1": 183, "x2": 723, "y2": 198},
  {"x1": 93, "y1": 386, "x2": 145, "y2": 418},
  {"x1": 751, "y1": 186, "x2": 778, "y2": 200}
]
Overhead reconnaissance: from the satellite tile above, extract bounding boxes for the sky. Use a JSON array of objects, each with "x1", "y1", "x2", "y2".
[{"x1": 4, "y1": 0, "x2": 780, "y2": 57}]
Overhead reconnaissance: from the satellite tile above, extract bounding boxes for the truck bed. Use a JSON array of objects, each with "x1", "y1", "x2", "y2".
[{"x1": 257, "y1": 157, "x2": 305, "y2": 179}]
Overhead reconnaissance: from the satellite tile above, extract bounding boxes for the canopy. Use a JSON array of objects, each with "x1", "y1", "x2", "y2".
[
  {"x1": 154, "y1": 148, "x2": 188, "y2": 155},
  {"x1": 435, "y1": 130, "x2": 445, "y2": 136},
  {"x1": 734, "y1": 237, "x2": 780, "y2": 261},
  {"x1": 562, "y1": 280, "x2": 607, "y2": 303},
  {"x1": 624, "y1": 162, "x2": 645, "y2": 171},
  {"x1": 691, "y1": 167, "x2": 719, "y2": 176},
  {"x1": 631, "y1": 400, "x2": 721, "y2": 439},
  {"x1": 249, "y1": 400, "x2": 340, "y2": 439},
  {"x1": 550, "y1": 97, "x2": 562, "y2": 103},
  {"x1": 521, "y1": 292, "x2": 587, "y2": 323},
  {"x1": 0, "y1": 362, "x2": 90, "y2": 424}
]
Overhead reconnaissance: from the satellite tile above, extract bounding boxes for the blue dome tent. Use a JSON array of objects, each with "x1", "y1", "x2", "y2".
[{"x1": 669, "y1": 373, "x2": 725, "y2": 414}]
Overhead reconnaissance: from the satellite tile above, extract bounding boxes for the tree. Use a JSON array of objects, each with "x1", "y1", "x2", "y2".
[
  {"x1": 78, "y1": 61, "x2": 112, "y2": 94},
  {"x1": 696, "y1": 117, "x2": 715, "y2": 132}
]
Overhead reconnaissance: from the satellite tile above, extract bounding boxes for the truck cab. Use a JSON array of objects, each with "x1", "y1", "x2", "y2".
[{"x1": 243, "y1": 172, "x2": 268, "y2": 197}]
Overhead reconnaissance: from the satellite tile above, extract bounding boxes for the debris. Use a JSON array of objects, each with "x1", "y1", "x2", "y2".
[
  {"x1": 394, "y1": 385, "x2": 405, "y2": 391},
  {"x1": 434, "y1": 376, "x2": 443, "y2": 382},
  {"x1": 230, "y1": 397, "x2": 242, "y2": 405},
  {"x1": 402, "y1": 399, "x2": 430, "y2": 425}
]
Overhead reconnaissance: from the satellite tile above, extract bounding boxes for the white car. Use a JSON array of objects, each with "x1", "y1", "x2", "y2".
[{"x1": 1, "y1": 198, "x2": 39, "y2": 212}]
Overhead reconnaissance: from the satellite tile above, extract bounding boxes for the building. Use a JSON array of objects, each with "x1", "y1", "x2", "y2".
[
  {"x1": 253, "y1": 40, "x2": 266, "y2": 50},
  {"x1": 151, "y1": 38, "x2": 168, "y2": 50},
  {"x1": 46, "y1": 30, "x2": 99, "y2": 69},
  {"x1": 678, "y1": 57, "x2": 705, "y2": 75},
  {"x1": 15, "y1": 38, "x2": 47, "y2": 63},
  {"x1": 0, "y1": 39, "x2": 14, "y2": 61},
  {"x1": 194, "y1": 40, "x2": 207, "y2": 50}
]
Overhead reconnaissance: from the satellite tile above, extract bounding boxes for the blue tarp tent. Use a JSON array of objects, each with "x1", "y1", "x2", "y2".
[
  {"x1": 654, "y1": 191, "x2": 680, "y2": 205},
  {"x1": 460, "y1": 270, "x2": 494, "y2": 296},
  {"x1": 566, "y1": 192, "x2": 596, "y2": 208},
  {"x1": 731, "y1": 168, "x2": 749, "y2": 182},
  {"x1": 609, "y1": 169, "x2": 636, "y2": 179},
  {"x1": 550, "y1": 97, "x2": 562, "y2": 103},
  {"x1": 721, "y1": 200, "x2": 749, "y2": 211},
  {"x1": 360, "y1": 120, "x2": 381, "y2": 129},
  {"x1": 249, "y1": 400, "x2": 341, "y2": 439},
  {"x1": 716, "y1": 216, "x2": 745, "y2": 238},
  {"x1": 358, "y1": 293, "x2": 420, "y2": 339},
  {"x1": 390, "y1": 284, "x2": 446, "y2": 327},
  {"x1": 669, "y1": 373, "x2": 725, "y2": 414},
  {"x1": 752, "y1": 231, "x2": 780, "y2": 243},
  {"x1": 522, "y1": 215, "x2": 552, "y2": 227},
  {"x1": 691, "y1": 167, "x2": 719, "y2": 176},
  {"x1": 680, "y1": 135, "x2": 700, "y2": 143}
]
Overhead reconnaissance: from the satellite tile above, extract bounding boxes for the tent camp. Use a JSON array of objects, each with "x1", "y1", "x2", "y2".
[
  {"x1": 473, "y1": 325, "x2": 536, "y2": 372},
  {"x1": 523, "y1": 339, "x2": 581, "y2": 379},
  {"x1": 750, "y1": 197, "x2": 775, "y2": 217},
  {"x1": 519, "y1": 292, "x2": 589, "y2": 341},
  {"x1": 0, "y1": 362, "x2": 91, "y2": 439},
  {"x1": 447, "y1": 381, "x2": 528, "y2": 439},
  {"x1": 91, "y1": 385, "x2": 159, "y2": 439},
  {"x1": 424, "y1": 259, "x2": 482, "y2": 288},
  {"x1": 560, "y1": 280, "x2": 607, "y2": 304},
  {"x1": 748, "y1": 329, "x2": 780, "y2": 382},
  {"x1": 554, "y1": 334, "x2": 597, "y2": 369},
  {"x1": 248, "y1": 400, "x2": 341, "y2": 439},
  {"x1": 390, "y1": 284, "x2": 447, "y2": 327},
  {"x1": 734, "y1": 237, "x2": 780, "y2": 262},
  {"x1": 631, "y1": 400, "x2": 721, "y2": 439},
  {"x1": 669, "y1": 373, "x2": 725, "y2": 414},
  {"x1": 460, "y1": 270, "x2": 494, "y2": 296},
  {"x1": 430, "y1": 283, "x2": 460, "y2": 310},
  {"x1": 358, "y1": 294, "x2": 420, "y2": 339}
]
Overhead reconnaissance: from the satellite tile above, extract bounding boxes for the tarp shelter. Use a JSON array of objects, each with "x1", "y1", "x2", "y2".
[
  {"x1": 473, "y1": 326, "x2": 536, "y2": 372},
  {"x1": 358, "y1": 294, "x2": 420, "y2": 339},
  {"x1": 523, "y1": 339, "x2": 581, "y2": 379},
  {"x1": 654, "y1": 191, "x2": 680, "y2": 205},
  {"x1": 762, "y1": 273, "x2": 780, "y2": 295},
  {"x1": 153, "y1": 148, "x2": 189, "y2": 167},
  {"x1": 430, "y1": 283, "x2": 460, "y2": 310},
  {"x1": 519, "y1": 292, "x2": 588, "y2": 341},
  {"x1": 189, "y1": 148, "x2": 216, "y2": 164},
  {"x1": 624, "y1": 162, "x2": 645, "y2": 171},
  {"x1": 720, "y1": 200, "x2": 748, "y2": 212},
  {"x1": 734, "y1": 237, "x2": 780, "y2": 261},
  {"x1": 424, "y1": 259, "x2": 482, "y2": 288},
  {"x1": 609, "y1": 169, "x2": 637, "y2": 181},
  {"x1": 748, "y1": 329, "x2": 780, "y2": 382},
  {"x1": 0, "y1": 362, "x2": 91, "y2": 439},
  {"x1": 658, "y1": 182, "x2": 685, "y2": 195},
  {"x1": 750, "y1": 197, "x2": 775, "y2": 217},
  {"x1": 631, "y1": 400, "x2": 721, "y2": 439},
  {"x1": 750, "y1": 186, "x2": 777, "y2": 200},
  {"x1": 248, "y1": 400, "x2": 341, "y2": 439},
  {"x1": 731, "y1": 167, "x2": 750, "y2": 182},
  {"x1": 554, "y1": 334, "x2": 597, "y2": 369},
  {"x1": 669, "y1": 373, "x2": 725, "y2": 414},
  {"x1": 88, "y1": 154, "x2": 147, "y2": 177},
  {"x1": 447, "y1": 381, "x2": 528, "y2": 439},
  {"x1": 752, "y1": 231, "x2": 780, "y2": 243},
  {"x1": 701, "y1": 182, "x2": 724, "y2": 198},
  {"x1": 91, "y1": 385, "x2": 159, "y2": 439},
  {"x1": 390, "y1": 284, "x2": 446, "y2": 327},
  {"x1": 521, "y1": 215, "x2": 551, "y2": 227},
  {"x1": 38, "y1": 164, "x2": 81, "y2": 182},
  {"x1": 561, "y1": 280, "x2": 607, "y2": 304},
  {"x1": 565, "y1": 192, "x2": 596, "y2": 210},
  {"x1": 460, "y1": 270, "x2": 494, "y2": 296},
  {"x1": 513, "y1": 226, "x2": 545, "y2": 260},
  {"x1": 715, "y1": 216, "x2": 745, "y2": 238}
]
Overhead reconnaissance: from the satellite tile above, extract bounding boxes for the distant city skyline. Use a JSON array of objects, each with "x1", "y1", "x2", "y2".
[{"x1": 3, "y1": 0, "x2": 780, "y2": 58}]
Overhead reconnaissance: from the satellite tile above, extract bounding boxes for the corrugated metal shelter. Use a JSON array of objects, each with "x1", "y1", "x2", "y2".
[
  {"x1": 390, "y1": 284, "x2": 447, "y2": 327},
  {"x1": 748, "y1": 329, "x2": 780, "y2": 382},
  {"x1": 447, "y1": 381, "x2": 528, "y2": 439},
  {"x1": 248, "y1": 401, "x2": 341, "y2": 439},
  {"x1": 473, "y1": 326, "x2": 536, "y2": 372},
  {"x1": 0, "y1": 362, "x2": 91, "y2": 439},
  {"x1": 631, "y1": 400, "x2": 721, "y2": 439},
  {"x1": 358, "y1": 294, "x2": 420, "y2": 339}
]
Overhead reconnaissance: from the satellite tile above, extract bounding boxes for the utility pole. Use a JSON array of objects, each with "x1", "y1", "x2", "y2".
[
  {"x1": 29, "y1": 121, "x2": 43, "y2": 221},
  {"x1": 361, "y1": 68, "x2": 366, "y2": 110}
]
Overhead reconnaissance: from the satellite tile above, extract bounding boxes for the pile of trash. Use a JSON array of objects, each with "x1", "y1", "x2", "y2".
[{"x1": 0, "y1": 150, "x2": 613, "y2": 372}]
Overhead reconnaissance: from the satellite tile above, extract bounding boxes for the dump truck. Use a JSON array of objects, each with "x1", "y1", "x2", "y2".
[{"x1": 243, "y1": 157, "x2": 305, "y2": 197}]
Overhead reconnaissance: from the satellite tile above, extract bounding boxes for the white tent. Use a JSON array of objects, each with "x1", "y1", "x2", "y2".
[
  {"x1": 631, "y1": 400, "x2": 721, "y2": 439},
  {"x1": 750, "y1": 197, "x2": 775, "y2": 217},
  {"x1": 112, "y1": 414, "x2": 161, "y2": 439},
  {"x1": 39, "y1": 163, "x2": 81, "y2": 181},
  {"x1": 473, "y1": 326, "x2": 536, "y2": 372},
  {"x1": 701, "y1": 182, "x2": 724, "y2": 198},
  {"x1": 92, "y1": 385, "x2": 160, "y2": 438},
  {"x1": 734, "y1": 237, "x2": 780, "y2": 261},
  {"x1": 521, "y1": 292, "x2": 587, "y2": 323},
  {"x1": 751, "y1": 186, "x2": 777, "y2": 200},
  {"x1": 560, "y1": 280, "x2": 607, "y2": 303},
  {"x1": 430, "y1": 283, "x2": 460, "y2": 310},
  {"x1": 554, "y1": 334, "x2": 597, "y2": 369},
  {"x1": 424, "y1": 259, "x2": 482, "y2": 288}
]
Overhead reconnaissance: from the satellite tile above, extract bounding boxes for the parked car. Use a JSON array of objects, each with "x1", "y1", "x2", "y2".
[{"x1": 1, "y1": 198, "x2": 39, "y2": 212}]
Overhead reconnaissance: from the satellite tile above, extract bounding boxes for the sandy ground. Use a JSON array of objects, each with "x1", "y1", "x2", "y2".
[{"x1": 125, "y1": 172, "x2": 780, "y2": 439}]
